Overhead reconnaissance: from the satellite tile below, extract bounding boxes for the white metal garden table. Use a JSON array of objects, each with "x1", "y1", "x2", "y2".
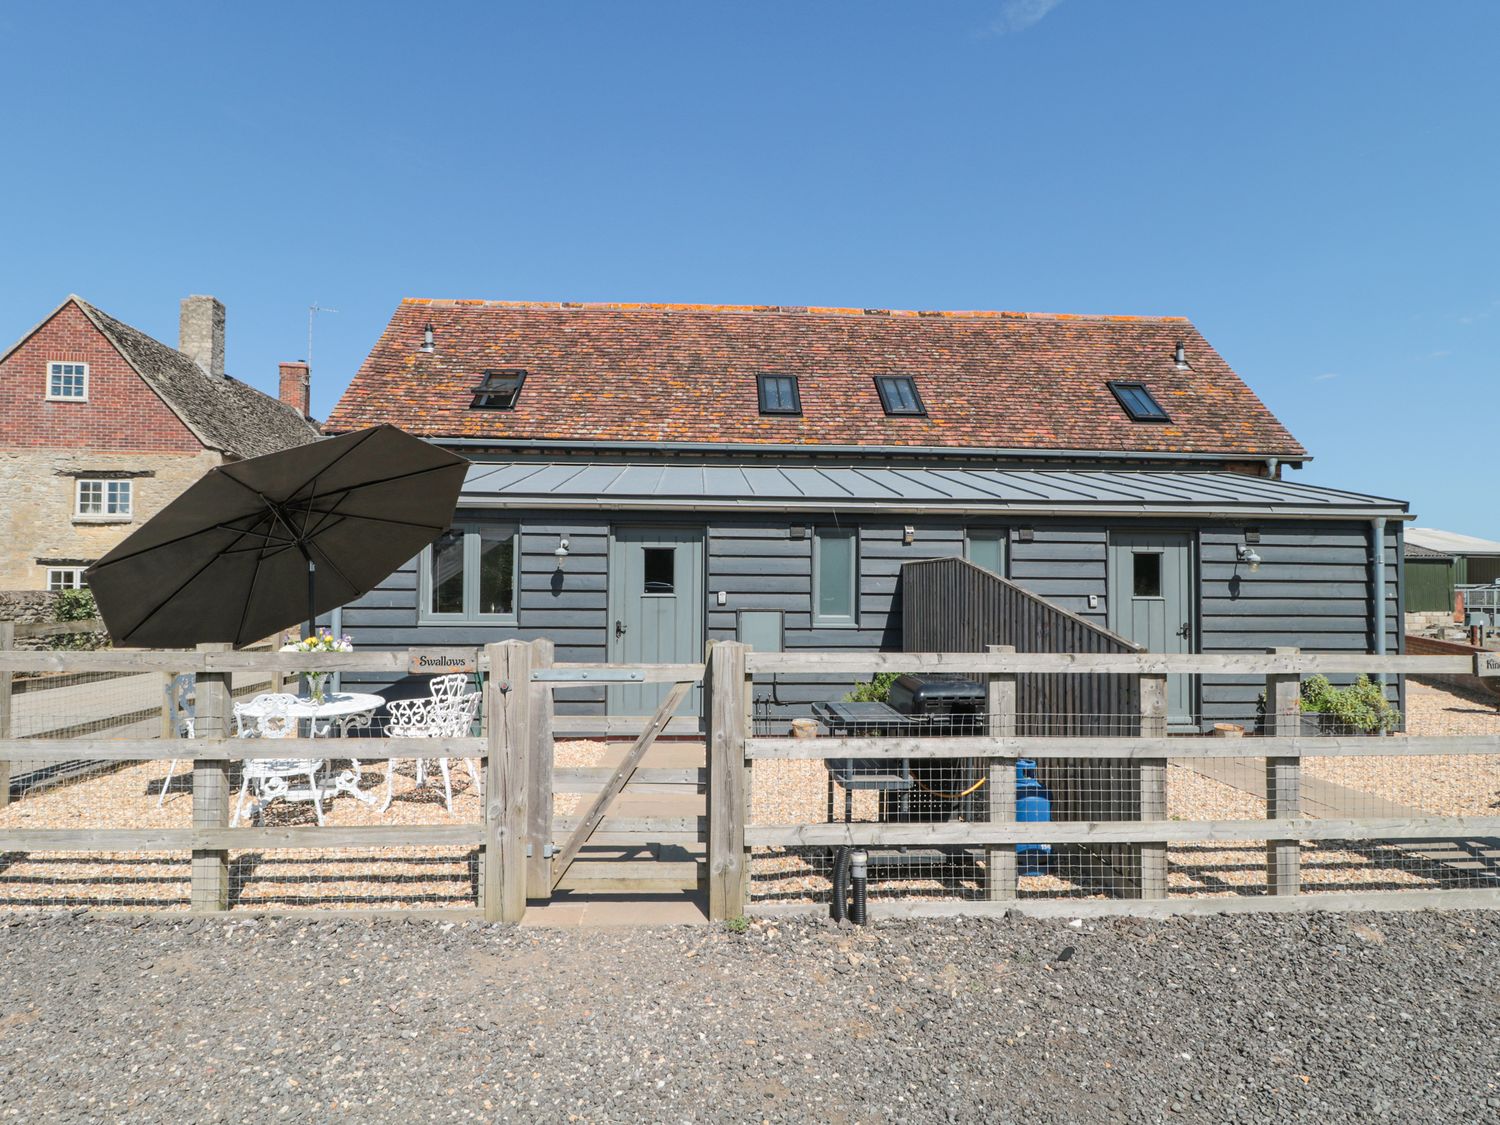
[{"x1": 235, "y1": 692, "x2": 385, "y2": 805}]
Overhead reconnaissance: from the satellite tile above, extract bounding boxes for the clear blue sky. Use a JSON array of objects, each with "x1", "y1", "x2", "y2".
[{"x1": 2, "y1": 2, "x2": 1495, "y2": 533}]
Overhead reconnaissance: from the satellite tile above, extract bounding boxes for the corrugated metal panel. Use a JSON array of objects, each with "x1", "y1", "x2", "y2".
[{"x1": 458, "y1": 462, "x2": 1406, "y2": 516}]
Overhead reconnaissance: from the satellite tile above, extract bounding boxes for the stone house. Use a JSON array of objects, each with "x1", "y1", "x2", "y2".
[{"x1": 0, "y1": 295, "x2": 321, "y2": 591}]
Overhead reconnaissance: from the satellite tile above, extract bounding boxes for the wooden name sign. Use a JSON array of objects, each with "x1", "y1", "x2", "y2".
[
  {"x1": 1476, "y1": 651, "x2": 1500, "y2": 678},
  {"x1": 408, "y1": 647, "x2": 479, "y2": 675}
]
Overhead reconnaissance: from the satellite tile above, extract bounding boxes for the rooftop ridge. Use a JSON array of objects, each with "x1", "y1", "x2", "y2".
[{"x1": 398, "y1": 298, "x2": 1190, "y2": 324}]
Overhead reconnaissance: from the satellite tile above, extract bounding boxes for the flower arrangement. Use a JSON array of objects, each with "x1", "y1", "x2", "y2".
[{"x1": 280, "y1": 630, "x2": 353, "y2": 703}]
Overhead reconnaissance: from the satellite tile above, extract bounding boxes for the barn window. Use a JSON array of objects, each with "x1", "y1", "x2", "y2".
[
  {"x1": 1108, "y1": 381, "x2": 1170, "y2": 423},
  {"x1": 756, "y1": 374, "x2": 802, "y2": 415},
  {"x1": 421, "y1": 523, "x2": 518, "y2": 622},
  {"x1": 470, "y1": 370, "x2": 526, "y2": 410},
  {"x1": 966, "y1": 530, "x2": 1006, "y2": 576},
  {"x1": 813, "y1": 529, "x2": 857, "y2": 626},
  {"x1": 874, "y1": 376, "x2": 925, "y2": 416}
]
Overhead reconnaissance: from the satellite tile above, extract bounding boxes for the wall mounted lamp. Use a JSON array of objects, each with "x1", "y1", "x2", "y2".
[
  {"x1": 1236, "y1": 545, "x2": 1262, "y2": 572},
  {"x1": 554, "y1": 536, "x2": 570, "y2": 570},
  {"x1": 902, "y1": 525, "x2": 916, "y2": 546}
]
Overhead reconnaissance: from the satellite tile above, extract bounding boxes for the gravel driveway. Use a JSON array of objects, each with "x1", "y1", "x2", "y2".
[{"x1": 0, "y1": 910, "x2": 1496, "y2": 1123}]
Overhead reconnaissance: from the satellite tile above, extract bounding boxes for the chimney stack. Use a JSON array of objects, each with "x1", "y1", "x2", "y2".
[
  {"x1": 278, "y1": 362, "x2": 311, "y2": 418},
  {"x1": 179, "y1": 295, "x2": 226, "y2": 377}
]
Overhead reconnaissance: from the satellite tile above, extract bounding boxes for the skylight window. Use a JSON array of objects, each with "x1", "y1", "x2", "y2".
[
  {"x1": 470, "y1": 370, "x2": 526, "y2": 410},
  {"x1": 1108, "y1": 381, "x2": 1170, "y2": 423},
  {"x1": 874, "y1": 376, "x2": 926, "y2": 416},
  {"x1": 757, "y1": 374, "x2": 802, "y2": 416}
]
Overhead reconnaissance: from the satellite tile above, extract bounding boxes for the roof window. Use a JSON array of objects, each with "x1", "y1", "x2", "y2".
[
  {"x1": 874, "y1": 375, "x2": 926, "y2": 416},
  {"x1": 1108, "y1": 381, "x2": 1170, "y2": 423},
  {"x1": 471, "y1": 369, "x2": 526, "y2": 410},
  {"x1": 757, "y1": 374, "x2": 802, "y2": 416}
]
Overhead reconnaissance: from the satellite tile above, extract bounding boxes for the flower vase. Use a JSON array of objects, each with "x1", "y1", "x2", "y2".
[{"x1": 304, "y1": 672, "x2": 328, "y2": 704}]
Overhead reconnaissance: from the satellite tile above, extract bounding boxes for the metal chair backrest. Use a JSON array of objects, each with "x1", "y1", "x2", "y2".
[
  {"x1": 234, "y1": 693, "x2": 300, "y2": 739},
  {"x1": 428, "y1": 674, "x2": 469, "y2": 706},
  {"x1": 164, "y1": 673, "x2": 195, "y2": 739},
  {"x1": 385, "y1": 696, "x2": 440, "y2": 738}
]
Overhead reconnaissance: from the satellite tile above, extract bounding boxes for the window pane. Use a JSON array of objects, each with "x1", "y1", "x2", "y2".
[
  {"x1": 643, "y1": 547, "x2": 675, "y2": 594},
  {"x1": 967, "y1": 533, "x2": 1004, "y2": 575},
  {"x1": 106, "y1": 481, "x2": 130, "y2": 514},
  {"x1": 430, "y1": 528, "x2": 466, "y2": 614},
  {"x1": 78, "y1": 481, "x2": 101, "y2": 513},
  {"x1": 476, "y1": 527, "x2": 515, "y2": 615},
  {"x1": 816, "y1": 531, "x2": 855, "y2": 621},
  {"x1": 1133, "y1": 552, "x2": 1162, "y2": 597},
  {"x1": 758, "y1": 375, "x2": 800, "y2": 414}
]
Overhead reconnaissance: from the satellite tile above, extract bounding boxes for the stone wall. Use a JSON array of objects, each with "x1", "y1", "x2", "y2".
[
  {"x1": 0, "y1": 447, "x2": 223, "y2": 588},
  {"x1": 0, "y1": 590, "x2": 58, "y2": 624}
]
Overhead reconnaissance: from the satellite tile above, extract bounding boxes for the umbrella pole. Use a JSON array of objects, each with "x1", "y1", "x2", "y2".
[{"x1": 306, "y1": 555, "x2": 317, "y2": 642}]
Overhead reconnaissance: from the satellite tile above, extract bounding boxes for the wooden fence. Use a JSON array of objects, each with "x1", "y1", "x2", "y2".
[
  {"x1": 717, "y1": 644, "x2": 1500, "y2": 920},
  {"x1": 1, "y1": 641, "x2": 1499, "y2": 921}
]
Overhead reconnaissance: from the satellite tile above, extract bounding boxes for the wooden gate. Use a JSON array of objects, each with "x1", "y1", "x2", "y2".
[{"x1": 491, "y1": 639, "x2": 707, "y2": 903}]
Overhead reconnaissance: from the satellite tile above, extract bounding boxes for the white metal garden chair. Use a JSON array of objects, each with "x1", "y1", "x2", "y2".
[
  {"x1": 156, "y1": 673, "x2": 195, "y2": 807},
  {"x1": 230, "y1": 693, "x2": 326, "y2": 826},
  {"x1": 380, "y1": 692, "x2": 482, "y2": 815},
  {"x1": 429, "y1": 673, "x2": 470, "y2": 708}
]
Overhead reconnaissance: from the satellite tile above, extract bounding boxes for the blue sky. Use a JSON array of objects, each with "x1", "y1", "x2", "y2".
[{"x1": 1, "y1": 1, "x2": 1495, "y2": 533}]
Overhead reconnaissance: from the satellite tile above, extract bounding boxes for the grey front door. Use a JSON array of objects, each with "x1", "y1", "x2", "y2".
[
  {"x1": 607, "y1": 527, "x2": 705, "y2": 715},
  {"x1": 1108, "y1": 531, "x2": 1195, "y2": 727}
]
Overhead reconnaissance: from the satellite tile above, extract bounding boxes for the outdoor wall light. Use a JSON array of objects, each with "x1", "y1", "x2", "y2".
[
  {"x1": 903, "y1": 525, "x2": 916, "y2": 546},
  {"x1": 1237, "y1": 545, "x2": 1262, "y2": 572},
  {"x1": 554, "y1": 536, "x2": 570, "y2": 570},
  {"x1": 421, "y1": 323, "x2": 435, "y2": 352}
]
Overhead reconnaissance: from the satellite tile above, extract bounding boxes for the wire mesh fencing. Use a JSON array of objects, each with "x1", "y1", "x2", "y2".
[
  {"x1": 745, "y1": 678, "x2": 1500, "y2": 912},
  {"x1": 0, "y1": 661, "x2": 485, "y2": 913}
]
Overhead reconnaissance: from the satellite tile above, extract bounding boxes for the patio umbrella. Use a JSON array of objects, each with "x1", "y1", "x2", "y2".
[{"x1": 85, "y1": 425, "x2": 468, "y2": 648}]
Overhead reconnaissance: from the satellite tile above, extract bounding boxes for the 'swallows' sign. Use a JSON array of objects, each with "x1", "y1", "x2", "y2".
[{"x1": 408, "y1": 648, "x2": 479, "y2": 675}]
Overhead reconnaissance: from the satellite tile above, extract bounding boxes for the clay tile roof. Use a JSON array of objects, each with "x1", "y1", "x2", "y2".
[
  {"x1": 74, "y1": 299, "x2": 320, "y2": 459},
  {"x1": 324, "y1": 299, "x2": 1308, "y2": 459}
]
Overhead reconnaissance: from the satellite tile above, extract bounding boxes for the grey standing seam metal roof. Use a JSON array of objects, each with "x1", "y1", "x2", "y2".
[
  {"x1": 73, "y1": 299, "x2": 321, "y2": 459},
  {"x1": 459, "y1": 463, "x2": 1408, "y2": 518}
]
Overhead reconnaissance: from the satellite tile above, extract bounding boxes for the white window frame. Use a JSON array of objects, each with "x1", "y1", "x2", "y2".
[
  {"x1": 75, "y1": 478, "x2": 132, "y2": 519},
  {"x1": 812, "y1": 528, "x2": 858, "y2": 628},
  {"x1": 46, "y1": 361, "x2": 89, "y2": 402},
  {"x1": 46, "y1": 567, "x2": 88, "y2": 591},
  {"x1": 417, "y1": 522, "x2": 520, "y2": 625}
]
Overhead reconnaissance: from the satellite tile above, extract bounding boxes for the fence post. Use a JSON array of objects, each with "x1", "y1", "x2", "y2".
[
  {"x1": 985, "y1": 644, "x2": 1017, "y2": 901},
  {"x1": 0, "y1": 621, "x2": 13, "y2": 809},
  {"x1": 1134, "y1": 672, "x2": 1169, "y2": 899},
  {"x1": 706, "y1": 640, "x2": 749, "y2": 921},
  {"x1": 1265, "y1": 646, "x2": 1302, "y2": 895},
  {"x1": 524, "y1": 637, "x2": 554, "y2": 900},
  {"x1": 191, "y1": 642, "x2": 232, "y2": 913},
  {"x1": 483, "y1": 640, "x2": 531, "y2": 923}
]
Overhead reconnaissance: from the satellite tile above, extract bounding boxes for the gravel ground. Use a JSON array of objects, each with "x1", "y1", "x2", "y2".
[{"x1": 0, "y1": 910, "x2": 1496, "y2": 1123}]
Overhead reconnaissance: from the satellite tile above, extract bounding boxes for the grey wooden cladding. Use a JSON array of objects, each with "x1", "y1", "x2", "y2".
[
  {"x1": 745, "y1": 815, "x2": 1500, "y2": 847},
  {"x1": 744, "y1": 734, "x2": 1500, "y2": 759}
]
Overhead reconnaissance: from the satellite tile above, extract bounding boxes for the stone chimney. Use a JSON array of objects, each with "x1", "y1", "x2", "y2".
[
  {"x1": 278, "y1": 361, "x2": 311, "y2": 417},
  {"x1": 179, "y1": 295, "x2": 226, "y2": 377}
]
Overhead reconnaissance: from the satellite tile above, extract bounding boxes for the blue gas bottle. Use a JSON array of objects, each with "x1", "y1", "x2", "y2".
[{"x1": 1015, "y1": 759, "x2": 1052, "y2": 874}]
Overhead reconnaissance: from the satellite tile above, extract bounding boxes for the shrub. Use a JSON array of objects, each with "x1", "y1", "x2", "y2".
[
  {"x1": 845, "y1": 672, "x2": 901, "y2": 704},
  {"x1": 1298, "y1": 674, "x2": 1402, "y2": 734},
  {"x1": 53, "y1": 589, "x2": 97, "y2": 622}
]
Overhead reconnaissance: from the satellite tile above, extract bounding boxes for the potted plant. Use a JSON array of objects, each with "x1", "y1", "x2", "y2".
[
  {"x1": 1260, "y1": 674, "x2": 1401, "y2": 736},
  {"x1": 280, "y1": 629, "x2": 353, "y2": 703}
]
